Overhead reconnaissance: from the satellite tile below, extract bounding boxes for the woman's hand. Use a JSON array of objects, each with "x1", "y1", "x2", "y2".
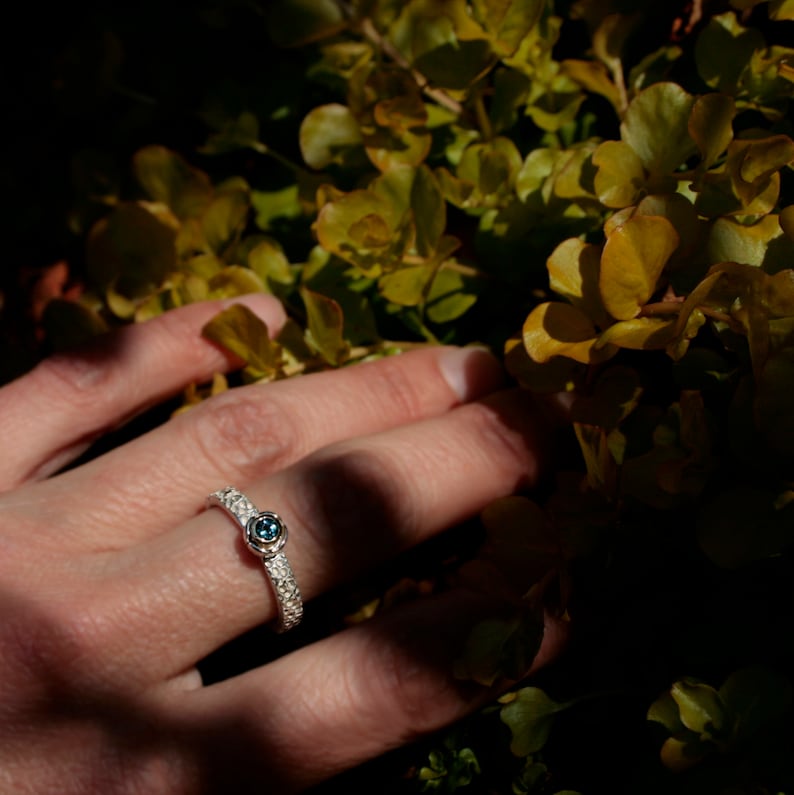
[{"x1": 0, "y1": 295, "x2": 563, "y2": 793}]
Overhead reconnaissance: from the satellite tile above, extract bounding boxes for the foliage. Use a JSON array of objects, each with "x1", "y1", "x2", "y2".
[{"x1": 2, "y1": 0, "x2": 794, "y2": 792}]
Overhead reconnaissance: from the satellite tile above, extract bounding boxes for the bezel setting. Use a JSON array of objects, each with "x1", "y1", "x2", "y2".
[{"x1": 245, "y1": 511, "x2": 288, "y2": 558}]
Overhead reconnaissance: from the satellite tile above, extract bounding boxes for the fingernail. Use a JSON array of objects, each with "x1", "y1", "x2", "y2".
[{"x1": 438, "y1": 346, "x2": 505, "y2": 402}]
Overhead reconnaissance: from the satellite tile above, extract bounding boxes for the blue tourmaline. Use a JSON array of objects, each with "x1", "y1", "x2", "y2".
[{"x1": 253, "y1": 515, "x2": 281, "y2": 542}]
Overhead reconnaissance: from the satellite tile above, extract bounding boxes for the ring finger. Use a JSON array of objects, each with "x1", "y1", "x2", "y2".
[{"x1": 97, "y1": 389, "x2": 547, "y2": 682}]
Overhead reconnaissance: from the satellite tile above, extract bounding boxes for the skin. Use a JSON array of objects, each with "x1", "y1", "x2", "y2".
[{"x1": 0, "y1": 294, "x2": 565, "y2": 794}]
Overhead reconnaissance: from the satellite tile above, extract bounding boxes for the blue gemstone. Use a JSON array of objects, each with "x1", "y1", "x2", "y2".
[{"x1": 253, "y1": 515, "x2": 280, "y2": 542}]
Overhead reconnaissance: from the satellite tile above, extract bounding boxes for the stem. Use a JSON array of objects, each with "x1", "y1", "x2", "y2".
[
  {"x1": 473, "y1": 89, "x2": 493, "y2": 141},
  {"x1": 357, "y1": 17, "x2": 467, "y2": 119}
]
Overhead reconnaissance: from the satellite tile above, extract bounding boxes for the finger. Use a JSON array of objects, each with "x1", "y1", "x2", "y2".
[
  {"x1": 179, "y1": 592, "x2": 567, "y2": 793},
  {"x1": 98, "y1": 389, "x2": 546, "y2": 680},
  {"x1": 44, "y1": 345, "x2": 504, "y2": 545},
  {"x1": 0, "y1": 295, "x2": 286, "y2": 489}
]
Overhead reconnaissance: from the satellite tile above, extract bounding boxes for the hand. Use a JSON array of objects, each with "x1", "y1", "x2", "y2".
[{"x1": 0, "y1": 295, "x2": 564, "y2": 793}]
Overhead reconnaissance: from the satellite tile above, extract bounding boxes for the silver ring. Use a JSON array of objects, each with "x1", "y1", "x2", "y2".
[{"x1": 207, "y1": 486, "x2": 303, "y2": 633}]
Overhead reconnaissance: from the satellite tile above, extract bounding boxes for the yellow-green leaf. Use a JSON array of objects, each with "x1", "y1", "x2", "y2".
[
  {"x1": 547, "y1": 238, "x2": 608, "y2": 325},
  {"x1": 620, "y1": 82, "x2": 697, "y2": 175},
  {"x1": 600, "y1": 215, "x2": 680, "y2": 320},
  {"x1": 593, "y1": 140, "x2": 646, "y2": 209},
  {"x1": 500, "y1": 687, "x2": 577, "y2": 757},
  {"x1": 596, "y1": 317, "x2": 678, "y2": 351},
  {"x1": 201, "y1": 304, "x2": 282, "y2": 380},
  {"x1": 301, "y1": 286, "x2": 349, "y2": 365},
  {"x1": 133, "y1": 145, "x2": 213, "y2": 220},
  {"x1": 688, "y1": 92, "x2": 736, "y2": 169},
  {"x1": 523, "y1": 302, "x2": 616, "y2": 364},
  {"x1": 299, "y1": 104, "x2": 363, "y2": 169}
]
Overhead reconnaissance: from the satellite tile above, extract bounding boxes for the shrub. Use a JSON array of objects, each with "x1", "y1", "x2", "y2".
[{"x1": 3, "y1": 1, "x2": 793, "y2": 792}]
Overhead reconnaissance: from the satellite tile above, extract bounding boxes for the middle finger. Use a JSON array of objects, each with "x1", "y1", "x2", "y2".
[
  {"x1": 97, "y1": 389, "x2": 545, "y2": 682},
  {"x1": 28, "y1": 346, "x2": 503, "y2": 547}
]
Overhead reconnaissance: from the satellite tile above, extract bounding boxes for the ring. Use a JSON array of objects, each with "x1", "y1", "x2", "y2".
[{"x1": 206, "y1": 486, "x2": 303, "y2": 633}]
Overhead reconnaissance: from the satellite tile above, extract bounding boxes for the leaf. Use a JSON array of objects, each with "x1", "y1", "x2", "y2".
[
  {"x1": 599, "y1": 215, "x2": 680, "y2": 320},
  {"x1": 208, "y1": 266, "x2": 266, "y2": 299},
  {"x1": 299, "y1": 104, "x2": 363, "y2": 169},
  {"x1": 592, "y1": 140, "x2": 646, "y2": 209},
  {"x1": 247, "y1": 240, "x2": 295, "y2": 293},
  {"x1": 425, "y1": 267, "x2": 477, "y2": 323},
  {"x1": 719, "y1": 665, "x2": 793, "y2": 742},
  {"x1": 523, "y1": 302, "x2": 616, "y2": 364},
  {"x1": 574, "y1": 423, "x2": 616, "y2": 491},
  {"x1": 688, "y1": 93, "x2": 736, "y2": 170},
  {"x1": 202, "y1": 190, "x2": 250, "y2": 255},
  {"x1": 707, "y1": 215, "x2": 794, "y2": 272},
  {"x1": 300, "y1": 286, "x2": 349, "y2": 365},
  {"x1": 500, "y1": 687, "x2": 574, "y2": 756},
  {"x1": 201, "y1": 304, "x2": 282, "y2": 380},
  {"x1": 635, "y1": 194, "x2": 701, "y2": 263},
  {"x1": 379, "y1": 265, "x2": 433, "y2": 306},
  {"x1": 547, "y1": 239, "x2": 608, "y2": 326},
  {"x1": 596, "y1": 317, "x2": 678, "y2": 351},
  {"x1": 571, "y1": 367, "x2": 642, "y2": 430},
  {"x1": 251, "y1": 185, "x2": 304, "y2": 231},
  {"x1": 472, "y1": 0, "x2": 545, "y2": 56},
  {"x1": 265, "y1": 0, "x2": 346, "y2": 47},
  {"x1": 780, "y1": 205, "x2": 794, "y2": 240},
  {"x1": 620, "y1": 83, "x2": 697, "y2": 176},
  {"x1": 86, "y1": 201, "x2": 178, "y2": 295},
  {"x1": 42, "y1": 299, "x2": 108, "y2": 351},
  {"x1": 411, "y1": 165, "x2": 446, "y2": 257},
  {"x1": 647, "y1": 691, "x2": 686, "y2": 735},
  {"x1": 696, "y1": 487, "x2": 794, "y2": 568},
  {"x1": 133, "y1": 146, "x2": 213, "y2": 220},
  {"x1": 562, "y1": 59, "x2": 622, "y2": 111},
  {"x1": 671, "y1": 679, "x2": 729, "y2": 736},
  {"x1": 695, "y1": 13, "x2": 765, "y2": 93},
  {"x1": 455, "y1": 612, "x2": 544, "y2": 687}
]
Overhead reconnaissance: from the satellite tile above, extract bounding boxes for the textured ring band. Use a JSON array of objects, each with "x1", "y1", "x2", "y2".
[{"x1": 207, "y1": 486, "x2": 303, "y2": 633}]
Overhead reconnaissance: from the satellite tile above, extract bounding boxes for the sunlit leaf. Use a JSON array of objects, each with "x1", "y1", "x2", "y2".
[
  {"x1": 707, "y1": 214, "x2": 794, "y2": 272},
  {"x1": 671, "y1": 679, "x2": 729, "y2": 736},
  {"x1": 426, "y1": 266, "x2": 477, "y2": 323},
  {"x1": 599, "y1": 215, "x2": 680, "y2": 320},
  {"x1": 379, "y1": 265, "x2": 432, "y2": 306},
  {"x1": 596, "y1": 317, "x2": 678, "y2": 351},
  {"x1": 546, "y1": 238, "x2": 608, "y2": 325},
  {"x1": 299, "y1": 104, "x2": 364, "y2": 169},
  {"x1": 523, "y1": 302, "x2": 616, "y2": 364},
  {"x1": 593, "y1": 140, "x2": 646, "y2": 208},
  {"x1": 201, "y1": 304, "x2": 282, "y2": 380},
  {"x1": 411, "y1": 165, "x2": 445, "y2": 256},
  {"x1": 620, "y1": 83, "x2": 697, "y2": 176},
  {"x1": 300, "y1": 286, "x2": 349, "y2": 365}
]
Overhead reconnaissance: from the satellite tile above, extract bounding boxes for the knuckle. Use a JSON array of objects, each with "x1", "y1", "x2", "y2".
[
  {"x1": 354, "y1": 631, "x2": 451, "y2": 738},
  {"x1": 32, "y1": 347, "x2": 118, "y2": 415},
  {"x1": 292, "y1": 446, "x2": 414, "y2": 565},
  {"x1": 464, "y1": 400, "x2": 540, "y2": 485},
  {"x1": 189, "y1": 388, "x2": 300, "y2": 481}
]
